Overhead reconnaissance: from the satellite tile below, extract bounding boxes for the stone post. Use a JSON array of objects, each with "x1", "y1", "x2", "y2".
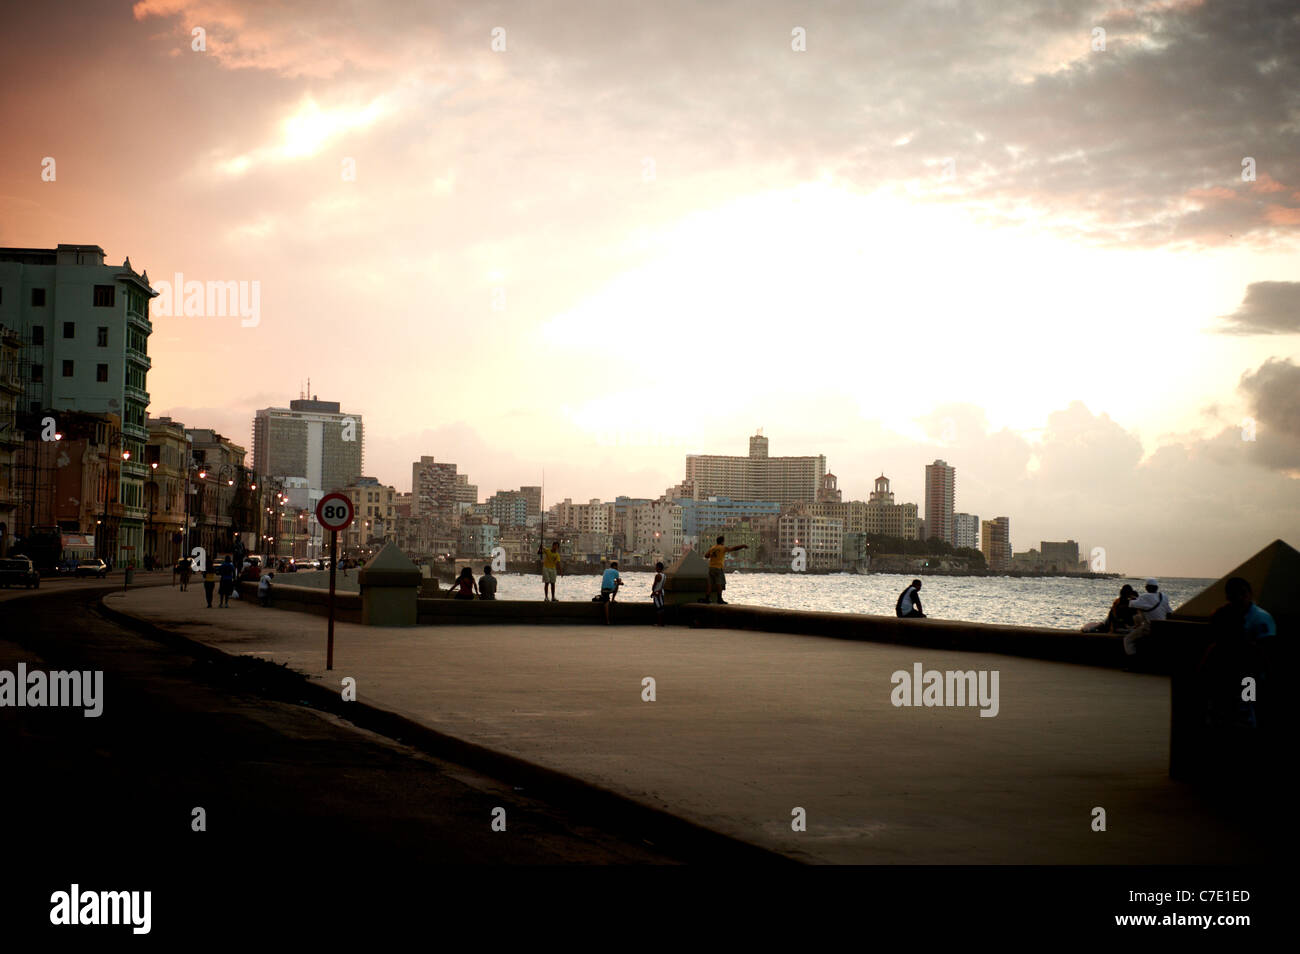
[
  {"x1": 358, "y1": 542, "x2": 421, "y2": 626},
  {"x1": 664, "y1": 549, "x2": 709, "y2": 605}
]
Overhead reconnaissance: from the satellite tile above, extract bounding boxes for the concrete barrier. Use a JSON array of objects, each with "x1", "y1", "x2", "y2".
[
  {"x1": 238, "y1": 582, "x2": 1136, "y2": 668},
  {"x1": 237, "y1": 581, "x2": 362, "y2": 624}
]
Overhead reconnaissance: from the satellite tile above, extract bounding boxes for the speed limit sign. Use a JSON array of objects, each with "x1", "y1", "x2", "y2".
[{"x1": 316, "y1": 492, "x2": 354, "y2": 532}]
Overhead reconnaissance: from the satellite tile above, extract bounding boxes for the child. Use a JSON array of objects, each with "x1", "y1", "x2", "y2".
[{"x1": 651, "y1": 561, "x2": 666, "y2": 627}]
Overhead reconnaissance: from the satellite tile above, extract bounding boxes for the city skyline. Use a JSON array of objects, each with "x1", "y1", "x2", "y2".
[{"x1": 1, "y1": 0, "x2": 1296, "y2": 578}]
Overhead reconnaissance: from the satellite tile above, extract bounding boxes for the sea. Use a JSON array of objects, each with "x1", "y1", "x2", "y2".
[{"x1": 485, "y1": 571, "x2": 1216, "y2": 631}]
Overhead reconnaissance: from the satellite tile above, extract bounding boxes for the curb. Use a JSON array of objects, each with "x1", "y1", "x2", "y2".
[{"x1": 97, "y1": 593, "x2": 801, "y2": 866}]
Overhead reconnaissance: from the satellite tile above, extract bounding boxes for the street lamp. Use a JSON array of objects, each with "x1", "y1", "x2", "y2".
[
  {"x1": 146, "y1": 459, "x2": 158, "y2": 567},
  {"x1": 98, "y1": 426, "x2": 131, "y2": 566}
]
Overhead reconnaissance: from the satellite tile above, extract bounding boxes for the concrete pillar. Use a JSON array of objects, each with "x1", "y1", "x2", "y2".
[
  {"x1": 664, "y1": 549, "x2": 709, "y2": 605},
  {"x1": 358, "y1": 542, "x2": 421, "y2": 626}
]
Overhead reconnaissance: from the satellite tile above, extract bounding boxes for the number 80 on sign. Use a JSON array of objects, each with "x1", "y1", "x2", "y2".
[{"x1": 316, "y1": 492, "x2": 355, "y2": 532}]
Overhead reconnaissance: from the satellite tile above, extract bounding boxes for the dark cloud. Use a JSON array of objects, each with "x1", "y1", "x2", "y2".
[
  {"x1": 1238, "y1": 357, "x2": 1300, "y2": 470},
  {"x1": 1216, "y1": 281, "x2": 1300, "y2": 335}
]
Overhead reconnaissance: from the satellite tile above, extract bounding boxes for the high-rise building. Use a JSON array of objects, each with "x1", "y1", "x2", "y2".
[
  {"x1": 486, "y1": 489, "x2": 529, "y2": 528},
  {"x1": 981, "y1": 517, "x2": 1011, "y2": 571},
  {"x1": 924, "y1": 459, "x2": 956, "y2": 545},
  {"x1": 411, "y1": 456, "x2": 476, "y2": 518},
  {"x1": 519, "y1": 485, "x2": 542, "y2": 517},
  {"x1": 1, "y1": 244, "x2": 157, "y2": 564},
  {"x1": 253, "y1": 397, "x2": 363, "y2": 493},
  {"x1": 0, "y1": 326, "x2": 22, "y2": 554},
  {"x1": 684, "y1": 432, "x2": 826, "y2": 505},
  {"x1": 954, "y1": 512, "x2": 980, "y2": 550}
]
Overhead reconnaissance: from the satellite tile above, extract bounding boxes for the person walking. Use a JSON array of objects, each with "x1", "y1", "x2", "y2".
[
  {"x1": 478, "y1": 564, "x2": 498, "y2": 600},
  {"x1": 650, "y1": 561, "x2": 667, "y2": 627},
  {"x1": 177, "y1": 556, "x2": 192, "y2": 592},
  {"x1": 896, "y1": 579, "x2": 926, "y2": 618},
  {"x1": 701, "y1": 535, "x2": 747, "y2": 604},
  {"x1": 202, "y1": 564, "x2": 216, "y2": 608},
  {"x1": 257, "y1": 570, "x2": 274, "y2": 607},
  {"x1": 539, "y1": 541, "x2": 562, "y2": 602},
  {"x1": 599, "y1": 561, "x2": 623, "y2": 624},
  {"x1": 216, "y1": 555, "x2": 237, "y2": 607}
]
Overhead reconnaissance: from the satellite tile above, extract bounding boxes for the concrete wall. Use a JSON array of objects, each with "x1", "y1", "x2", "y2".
[{"x1": 240, "y1": 582, "x2": 1135, "y2": 668}]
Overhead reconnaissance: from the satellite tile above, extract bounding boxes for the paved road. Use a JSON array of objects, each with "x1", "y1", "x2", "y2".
[{"x1": 1, "y1": 584, "x2": 743, "y2": 935}]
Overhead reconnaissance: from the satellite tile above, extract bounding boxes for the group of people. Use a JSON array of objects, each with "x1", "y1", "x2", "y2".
[
  {"x1": 1084, "y1": 578, "x2": 1172, "y2": 657},
  {"x1": 174, "y1": 554, "x2": 276, "y2": 608}
]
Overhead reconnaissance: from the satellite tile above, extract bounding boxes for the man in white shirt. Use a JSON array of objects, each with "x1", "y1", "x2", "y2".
[{"x1": 1124, "y1": 578, "x2": 1169, "y2": 656}]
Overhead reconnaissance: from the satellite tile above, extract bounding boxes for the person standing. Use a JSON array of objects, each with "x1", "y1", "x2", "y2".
[
  {"x1": 178, "y1": 556, "x2": 192, "y2": 592},
  {"x1": 216, "y1": 555, "x2": 237, "y2": 607},
  {"x1": 896, "y1": 579, "x2": 926, "y2": 618},
  {"x1": 599, "y1": 561, "x2": 623, "y2": 624},
  {"x1": 539, "y1": 541, "x2": 562, "y2": 602},
  {"x1": 479, "y1": 564, "x2": 498, "y2": 600},
  {"x1": 650, "y1": 561, "x2": 667, "y2": 627},
  {"x1": 701, "y1": 535, "x2": 747, "y2": 604}
]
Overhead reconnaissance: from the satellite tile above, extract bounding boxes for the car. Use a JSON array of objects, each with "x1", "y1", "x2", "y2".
[
  {"x1": 0, "y1": 555, "x2": 40, "y2": 589},
  {"x1": 74, "y1": 559, "x2": 109, "y2": 578}
]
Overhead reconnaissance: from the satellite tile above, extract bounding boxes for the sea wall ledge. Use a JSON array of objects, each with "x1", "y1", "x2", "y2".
[{"x1": 240, "y1": 582, "x2": 1139, "y2": 669}]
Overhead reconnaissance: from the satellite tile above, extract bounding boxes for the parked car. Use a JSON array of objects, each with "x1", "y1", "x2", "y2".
[
  {"x1": 74, "y1": 559, "x2": 109, "y2": 578},
  {"x1": 54, "y1": 558, "x2": 79, "y2": 576},
  {"x1": 0, "y1": 555, "x2": 40, "y2": 589}
]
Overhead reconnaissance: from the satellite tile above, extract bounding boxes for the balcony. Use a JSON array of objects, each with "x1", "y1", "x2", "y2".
[{"x1": 126, "y1": 348, "x2": 151, "y2": 371}]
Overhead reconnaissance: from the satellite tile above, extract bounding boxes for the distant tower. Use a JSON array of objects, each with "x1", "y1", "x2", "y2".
[
  {"x1": 817, "y1": 473, "x2": 842, "y2": 503},
  {"x1": 749, "y1": 432, "x2": 769, "y2": 459},
  {"x1": 869, "y1": 473, "x2": 895, "y2": 505}
]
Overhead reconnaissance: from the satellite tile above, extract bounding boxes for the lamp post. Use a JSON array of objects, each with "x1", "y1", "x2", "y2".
[
  {"x1": 146, "y1": 460, "x2": 158, "y2": 567},
  {"x1": 213, "y1": 463, "x2": 236, "y2": 555},
  {"x1": 183, "y1": 460, "x2": 206, "y2": 563},
  {"x1": 99, "y1": 426, "x2": 130, "y2": 567}
]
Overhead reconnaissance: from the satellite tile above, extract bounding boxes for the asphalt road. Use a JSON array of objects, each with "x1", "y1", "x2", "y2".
[{"x1": 1, "y1": 581, "x2": 710, "y2": 935}]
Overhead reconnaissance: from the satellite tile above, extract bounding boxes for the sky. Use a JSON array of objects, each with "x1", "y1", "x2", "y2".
[{"x1": 1, "y1": 0, "x2": 1297, "y2": 577}]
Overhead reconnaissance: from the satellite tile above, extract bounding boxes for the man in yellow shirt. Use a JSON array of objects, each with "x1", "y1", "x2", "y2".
[
  {"x1": 702, "y1": 535, "x2": 747, "y2": 604},
  {"x1": 539, "y1": 541, "x2": 562, "y2": 602}
]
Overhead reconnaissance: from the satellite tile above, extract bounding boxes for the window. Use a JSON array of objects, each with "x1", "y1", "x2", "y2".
[
  {"x1": 31, "y1": 326, "x2": 44, "y2": 345},
  {"x1": 63, "y1": 322, "x2": 75, "y2": 339},
  {"x1": 62, "y1": 360, "x2": 73, "y2": 377},
  {"x1": 97, "y1": 364, "x2": 108, "y2": 382},
  {"x1": 31, "y1": 364, "x2": 43, "y2": 383},
  {"x1": 31, "y1": 288, "x2": 45, "y2": 307},
  {"x1": 93, "y1": 285, "x2": 116, "y2": 307},
  {"x1": 97, "y1": 326, "x2": 108, "y2": 347}
]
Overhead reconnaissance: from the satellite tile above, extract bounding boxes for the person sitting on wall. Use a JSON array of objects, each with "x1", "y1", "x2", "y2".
[
  {"x1": 478, "y1": 564, "x2": 498, "y2": 600},
  {"x1": 896, "y1": 579, "x2": 926, "y2": 618}
]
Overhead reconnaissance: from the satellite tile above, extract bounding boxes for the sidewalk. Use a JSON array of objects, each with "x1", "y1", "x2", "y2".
[{"x1": 104, "y1": 585, "x2": 1261, "y2": 864}]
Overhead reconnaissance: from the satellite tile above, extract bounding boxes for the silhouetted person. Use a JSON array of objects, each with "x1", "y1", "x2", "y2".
[
  {"x1": 479, "y1": 565, "x2": 498, "y2": 600},
  {"x1": 448, "y1": 566, "x2": 477, "y2": 600},
  {"x1": 896, "y1": 579, "x2": 925, "y2": 618},
  {"x1": 1198, "y1": 577, "x2": 1275, "y2": 731}
]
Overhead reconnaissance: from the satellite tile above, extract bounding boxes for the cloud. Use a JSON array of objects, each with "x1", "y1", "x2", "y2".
[
  {"x1": 1215, "y1": 281, "x2": 1300, "y2": 335},
  {"x1": 1238, "y1": 357, "x2": 1300, "y2": 471}
]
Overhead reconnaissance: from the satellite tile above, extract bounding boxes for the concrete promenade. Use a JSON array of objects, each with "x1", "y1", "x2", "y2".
[{"x1": 104, "y1": 585, "x2": 1262, "y2": 864}]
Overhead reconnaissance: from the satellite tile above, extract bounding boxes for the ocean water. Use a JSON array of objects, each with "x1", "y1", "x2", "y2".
[{"x1": 486, "y1": 571, "x2": 1216, "y2": 631}]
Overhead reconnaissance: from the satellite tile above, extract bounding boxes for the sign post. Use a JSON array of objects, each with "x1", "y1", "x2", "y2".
[{"x1": 315, "y1": 492, "x2": 355, "y2": 671}]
